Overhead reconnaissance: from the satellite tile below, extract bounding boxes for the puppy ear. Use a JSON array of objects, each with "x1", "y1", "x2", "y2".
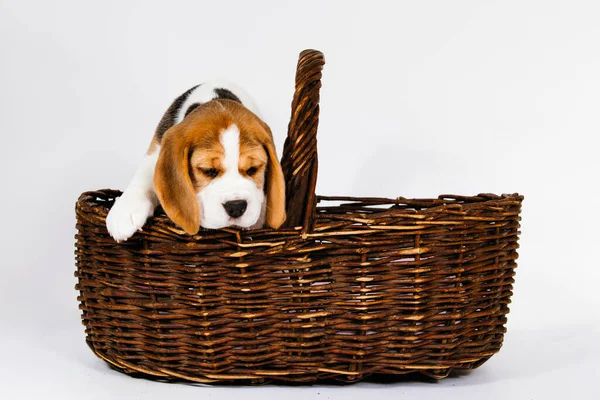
[
  {"x1": 260, "y1": 126, "x2": 286, "y2": 229},
  {"x1": 153, "y1": 128, "x2": 200, "y2": 234}
]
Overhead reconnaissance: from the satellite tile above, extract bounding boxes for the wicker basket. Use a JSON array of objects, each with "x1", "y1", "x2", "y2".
[{"x1": 74, "y1": 49, "x2": 523, "y2": 384}]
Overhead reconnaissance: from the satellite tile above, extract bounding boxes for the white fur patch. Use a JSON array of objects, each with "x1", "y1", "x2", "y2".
[
  {"x1": 197, "y1": 125, "x2": 265, "y2": 229},
  {"x1": 176, "y1": 80, "x2": 261, "y2": 124},
  {"x1": 221, "y1": 125, "x2": 240, "y2": 174},
  {"x1": 106, "y1": 150, "x2": 159, "y2": 242}
]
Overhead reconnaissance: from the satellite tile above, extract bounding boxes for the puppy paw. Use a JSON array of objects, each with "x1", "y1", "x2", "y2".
[{"x1": 106, "y1": 192, "x2": 155, "y2": 242}]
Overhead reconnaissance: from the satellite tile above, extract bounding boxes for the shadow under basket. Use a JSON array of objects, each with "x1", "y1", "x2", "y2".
[{"x1": 74, "y1": 50, "x2": 523, "y2": 384}]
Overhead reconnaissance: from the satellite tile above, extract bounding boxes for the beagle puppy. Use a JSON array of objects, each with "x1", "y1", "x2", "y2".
[{"x1": 106, "y1": 81, "x2": 286, "y2": 242}]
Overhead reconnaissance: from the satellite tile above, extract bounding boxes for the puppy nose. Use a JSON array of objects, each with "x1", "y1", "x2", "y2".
[{"x1": 223, "y1": 200, "x2": 247, "y2": 218}]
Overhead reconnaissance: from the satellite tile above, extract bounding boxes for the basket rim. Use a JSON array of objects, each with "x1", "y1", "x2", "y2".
[
  {"x1": 78, "y1": 189, "x2": 523, "y2": 212},
  {"x1": 76, "y1": 189, "x2": 523, "y2": 241},
  {"x1": 77, "y1": 188, "x2": 525, "y2": 210}
]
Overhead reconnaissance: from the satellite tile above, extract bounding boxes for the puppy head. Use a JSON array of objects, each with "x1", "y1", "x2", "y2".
[{"x1": 154, "y1": 100, "x2": 286, "y2": 234}]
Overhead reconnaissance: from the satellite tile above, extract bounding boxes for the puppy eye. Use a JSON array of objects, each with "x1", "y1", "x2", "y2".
[
  {"x1": 246, "y1": 167, "x2": 258, "y2": 176},
  {"x1": 201, "y1": 168, "x2": 219, "y2": 178}
]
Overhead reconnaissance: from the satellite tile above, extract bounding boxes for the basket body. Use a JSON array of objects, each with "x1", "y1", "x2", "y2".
[
  {"x1": 74, "y1": 50, "x2": 523, "y2": 383},
  {"x1": 75, "y1": 190, "x2": 522, "y2": 383}
]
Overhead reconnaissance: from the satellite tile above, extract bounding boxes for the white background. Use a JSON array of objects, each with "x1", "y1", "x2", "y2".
[{"x1": 1, "y1": 0, "x2": 598, "y2": 398}]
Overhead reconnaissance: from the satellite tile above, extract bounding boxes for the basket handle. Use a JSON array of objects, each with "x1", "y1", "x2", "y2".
[{"x1": 281, "y1": 49, "x2": 325, "y2": 234}]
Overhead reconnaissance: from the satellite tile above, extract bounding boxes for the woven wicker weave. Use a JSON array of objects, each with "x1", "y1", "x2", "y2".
[{"x1": 74, "y1": 49, "x2": 523, "y2": 384}]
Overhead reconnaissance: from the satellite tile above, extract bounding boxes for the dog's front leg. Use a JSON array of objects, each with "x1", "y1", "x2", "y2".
[{"x1": 106, "y1": 150, "x2": 160, "y2": 242}]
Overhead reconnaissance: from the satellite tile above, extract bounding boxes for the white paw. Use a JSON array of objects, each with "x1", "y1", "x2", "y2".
[{"x1": 106, "y1": 192, "x2": 155, "y2": 242}]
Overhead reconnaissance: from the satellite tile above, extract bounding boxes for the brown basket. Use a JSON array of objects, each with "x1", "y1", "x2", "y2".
[{"x1": 74, "y1": 49, "x2": 523, "y2": 384}]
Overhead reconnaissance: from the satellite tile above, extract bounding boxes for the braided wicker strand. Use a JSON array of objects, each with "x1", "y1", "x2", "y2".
[{"x1": 281, "y1": 49, "x2": 324, "y2": 232}]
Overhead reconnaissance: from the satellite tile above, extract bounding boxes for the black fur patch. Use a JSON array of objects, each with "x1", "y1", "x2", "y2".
[
  {"x1": 214, "y1": 88, "x2": 242, "y2": 103},
  {"x1": 155, "y1": 84, "x2": 200, "y2": 140},
  {"x1": 184, "y1": 102, "x2": 201, "y2": 117}
]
